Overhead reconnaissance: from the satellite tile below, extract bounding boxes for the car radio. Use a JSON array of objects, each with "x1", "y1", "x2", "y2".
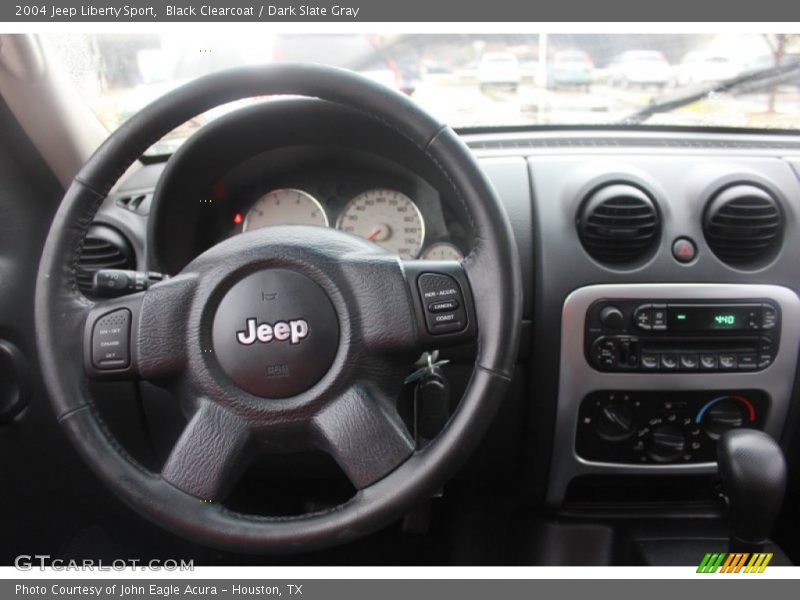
[{"x1": 585, "y1": 299, "x2": 780, "y2": 373}]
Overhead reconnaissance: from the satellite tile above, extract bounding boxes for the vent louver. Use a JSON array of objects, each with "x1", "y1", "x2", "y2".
[
  {"x1": 76, "y1": 224, "x2": 135, "y2": 294},
  {"x1": 703, "y1": 184, "x2": 783, "y2": 267},
  {"x1": 577, "y1": 184, "x2": 660, "y2": 264}
]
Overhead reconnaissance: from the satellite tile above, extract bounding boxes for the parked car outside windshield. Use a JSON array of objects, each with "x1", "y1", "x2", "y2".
[{"x1": 46, "y1": 32, "x2": 800, "y2": 144}]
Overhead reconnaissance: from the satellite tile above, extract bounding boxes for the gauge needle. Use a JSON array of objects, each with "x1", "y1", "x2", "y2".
[{"x1": 367, "y1": 227, "x2": 382, "y2": 241}]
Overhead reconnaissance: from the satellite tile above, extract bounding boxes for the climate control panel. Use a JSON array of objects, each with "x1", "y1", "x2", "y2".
[{"x1": 576, "y1": 390, "x2": 768, "y2": 464}]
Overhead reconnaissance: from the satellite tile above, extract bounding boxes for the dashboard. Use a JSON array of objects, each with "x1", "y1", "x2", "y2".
[{"x1": 85, "y1": 111, "x2": 800, "y2": 514}]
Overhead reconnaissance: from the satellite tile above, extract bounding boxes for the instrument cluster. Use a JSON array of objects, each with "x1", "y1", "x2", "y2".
[{"x1": 221, "y1": 170, "x2": 465, "y2": 261}]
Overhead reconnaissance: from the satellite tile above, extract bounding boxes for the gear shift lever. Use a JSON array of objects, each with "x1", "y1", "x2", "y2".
[{"x1": 717, "y1": 429, "x2": 787, "y2": 553}]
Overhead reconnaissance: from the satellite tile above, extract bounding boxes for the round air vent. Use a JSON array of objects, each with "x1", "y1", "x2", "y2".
[
  {"x1": 577, "y1": 183, "x2": 660, "y2": 264},
  {"x1": 76, "y1": 224, "x2": 135, "y2": 294},
  {"x1": 703, "y1": 184, "x2": 783, "y2": 267}
]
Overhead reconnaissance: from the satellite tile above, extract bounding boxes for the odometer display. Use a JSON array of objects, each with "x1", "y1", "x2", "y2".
[{"x1": 337, "y1": 189, "x2": 425, "y2": 259}]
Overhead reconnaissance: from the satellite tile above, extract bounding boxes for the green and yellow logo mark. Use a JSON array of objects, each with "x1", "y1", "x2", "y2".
[{"x1": 697, "y1": 552, "x2": 773, "y2": 573}]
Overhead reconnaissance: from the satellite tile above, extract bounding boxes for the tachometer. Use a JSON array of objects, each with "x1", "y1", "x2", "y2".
[
  {"x1": 336, "y1": 189, "x2": 425, "y2": 259},
  {"x1": 243, "y1": 188, "x2": 328, "y2": 231}
]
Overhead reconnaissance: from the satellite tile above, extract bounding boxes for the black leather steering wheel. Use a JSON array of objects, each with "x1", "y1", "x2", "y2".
[{"x1": 35, "y1": 64, "x2": 522, "y2": 553}]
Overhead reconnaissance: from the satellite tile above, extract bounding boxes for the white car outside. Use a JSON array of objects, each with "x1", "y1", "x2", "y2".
[{"x1": 477, "y1": 52, "x2": 522, "y2": 92}]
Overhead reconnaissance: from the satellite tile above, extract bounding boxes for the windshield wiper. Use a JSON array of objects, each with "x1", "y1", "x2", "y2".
[{"x1": 621, "y1": 59, "x2": 800, "y2": 125}]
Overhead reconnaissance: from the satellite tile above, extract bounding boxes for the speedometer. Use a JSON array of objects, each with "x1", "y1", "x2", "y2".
[
  {"x1": 243, "y1": 188, "x2": 328, "y2": 231},
  {"x1": 336, "y1": 189, "x2": 425, "y2": 259}
]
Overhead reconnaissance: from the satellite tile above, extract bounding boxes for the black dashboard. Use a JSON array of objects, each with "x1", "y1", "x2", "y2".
[{"x1": 85, "y1": 119, "x2": 800, "y2": 514}]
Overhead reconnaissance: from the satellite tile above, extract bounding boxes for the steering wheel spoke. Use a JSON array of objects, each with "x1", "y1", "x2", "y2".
[
  {"x1": 161, "y1": 400, "x2": 252, "y2": 501},
  {"x1": 83, "y1": 275, "x2": 197, "y2": 383},
  {"x1": 312, "y1": 384, "x2": 415, "y2": 489}
]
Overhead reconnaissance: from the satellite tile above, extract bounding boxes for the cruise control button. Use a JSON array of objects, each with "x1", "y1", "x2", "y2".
[
  {"x1": 417, "y1": 273, "x2": 467, "y2": 335},
  {"x1": 428, "y1": 299, "x2": 459, "y2": 313},
  {"x1": 719, "y1": 354, "x2": 737, "y2": 369},
  {"x1": 91, "y1": 308, "x2": 131, "y2": 369}
]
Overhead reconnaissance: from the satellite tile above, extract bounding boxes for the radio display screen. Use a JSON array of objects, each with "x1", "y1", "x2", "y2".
[{"x1": 666, "y1": 305, "x2": 760, "y2": 331}]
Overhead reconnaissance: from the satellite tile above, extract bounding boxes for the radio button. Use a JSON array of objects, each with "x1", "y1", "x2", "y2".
[
  {"x1": 762, "y1": 304, "x2": 777, "y2": 329},
  {"x1": 641, "y1": 354, "x2": 659, "y2": 370},
  {"x1": 591, "y1": 337, "x2": 619, "y2": 369},
  {"x1": 719, "y1": 354, "x2": 737, "y2": 369},
  {"x1": 652, "y1": 304, "x2": 667, "y2": 330},
  {"x1": 660, "y1": 354, "x2": 678, "y2": 370},
  {"x1": 758, "y1": 354, "x2": 772, "y2": 368},
  {"x1": 634, "y1": 305, "x2": 653, "y2": 330},
  {"x1": 679, "y1": 354, "x2": 699, "y2": 370},
  {"x1": 700, "y1": 354, "x2": 719, "y2": 370},
  {"x1": 737, "y1": 354, "x2": 758, "y2": 370},
  {"x1": 599, "y1": 305, "x2": 625, "y2": 330}
]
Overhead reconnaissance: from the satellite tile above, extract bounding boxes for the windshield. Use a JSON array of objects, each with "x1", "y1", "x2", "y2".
[{"x1": 45, "y1": 32, "x2": 800, "y2": 147}]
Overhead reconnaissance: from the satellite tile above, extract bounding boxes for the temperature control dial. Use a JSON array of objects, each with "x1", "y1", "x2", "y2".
[
  {"x1": 698, "y1": 395, "x2": 755, "y2": 439},
  {"x1": 647, "y1": 424, "x2": 687, "y2": 463}
]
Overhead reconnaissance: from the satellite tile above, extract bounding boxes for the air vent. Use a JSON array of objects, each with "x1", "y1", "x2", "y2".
[
  {"x1": 703, "y1": 184, "x2": 783, "y2": 267},
  {"x1": 116, "y1": 193, "x2": 149, "y2": 214},
  {"x1": 577, "y1": 184, "x2": 660, "y2": 264},
  {"x1": 76, "y1": 224, "x2": 135, "y2": 294}
]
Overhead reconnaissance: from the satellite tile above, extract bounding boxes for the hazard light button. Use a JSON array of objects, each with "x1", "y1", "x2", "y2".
[{"x1": 671, "y1": 237, "x2": 697, "y2": 263}]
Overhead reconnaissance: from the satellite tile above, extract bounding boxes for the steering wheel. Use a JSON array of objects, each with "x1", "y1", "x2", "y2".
[{"x1": 35, "y1": 64, "x2": 522, "y2": 553}]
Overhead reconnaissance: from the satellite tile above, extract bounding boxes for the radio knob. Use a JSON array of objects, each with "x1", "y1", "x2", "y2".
[
  {"x1": 595, "y1": 402, "x2": 635, "y2": 441},
  {"x1": 647, "y1": 424, "x2": 686, "y2": 463},
  {"x1": 704, "y1": 399, "x2": 745, "y2": 439},
  {"x1": 600, "y1": 306, "x2": 625, "y2": 330}
]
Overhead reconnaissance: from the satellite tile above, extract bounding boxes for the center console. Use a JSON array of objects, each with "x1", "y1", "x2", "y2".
[{"x1": 547, "y1": 283, "x2": 800, "y2": 507}]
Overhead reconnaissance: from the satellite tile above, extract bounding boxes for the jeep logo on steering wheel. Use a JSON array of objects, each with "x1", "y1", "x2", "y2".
[{"x1": 236, "y1": 317, "x2": 309, "y2": 346}]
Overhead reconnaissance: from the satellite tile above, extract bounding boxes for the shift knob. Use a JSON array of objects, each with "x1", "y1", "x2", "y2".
[{"x1": 717, "y1": 429, "x2": 787, "y2": 552}]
